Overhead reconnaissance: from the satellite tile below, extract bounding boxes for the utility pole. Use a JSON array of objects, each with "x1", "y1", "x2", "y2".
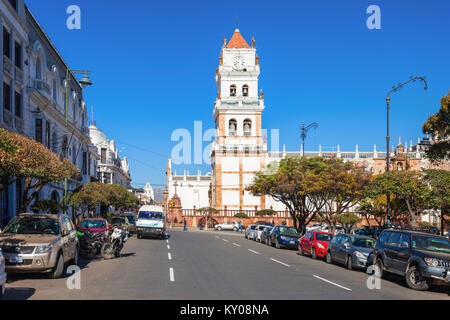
[{"x1": 300, "y1": 121, "x2": 318, "y2": 157}]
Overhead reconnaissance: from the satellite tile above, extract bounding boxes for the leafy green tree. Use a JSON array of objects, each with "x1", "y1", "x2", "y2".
[
  {"x1": 422, "y1": 92, "x2": 450, "y2": 162},
  {"x1": 248, "y1": 157, "x2": 322, "y2": 234},
  {"x1": 336, "y1": 212, "x2": 361, "y2": 233},
  {"x1": 31, "y1": 199, "x2": 62, "y2": 214},
  {"x1": 423, "y1": 169, "x2": 450, "y2": 235},
  {"x1": 364, "y1": 171, "x2": 430, "y2": 226},
  {"x1": 103, "y1": 184, "x2": 139, "y2": 213},
  {"x1": 68, "y1": 182, "x2": 108, "y2": 223},
  {"x1": 0, "y1": 128, "x2": 79, "y2": 212},
  {"x1": 307, "y1": 159, "x2": 372, "y2": 233},
  {"x1": 234, "y1": 212, "x2": 248, "y2": 218},
  {"x1": 255, "y1": 209, "x2": 277, "y2": 217}
]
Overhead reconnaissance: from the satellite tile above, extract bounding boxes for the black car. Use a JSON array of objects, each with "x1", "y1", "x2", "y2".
[
  {"x1": 373, "y1": 229, "x2": 450, "y2": 291},
  {"x1": 120, "y1": 213, "x2": 137, "y2": 234},
  {"x1": 353, "y1": 225, "x2": 384, "y2": 239}
]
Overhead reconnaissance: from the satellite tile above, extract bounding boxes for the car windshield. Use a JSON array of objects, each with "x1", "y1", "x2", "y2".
[
  {"x1": 124, "y1": 216, "x2": 135, "y2": 224},
  {"x1": 411, "y1": 235, "x2": 450, "y2": 253},
  {"x1": 257, "y1": 226, "x2": 266, "y2": 230},
  {"x1": 280, "y1": 227, "x2": 298, "y2": 235},
  {"x1": 316, "y1": 233, "x2": 333, "y2": 242},
  {"x1": 351, "y1": 237, "x2": 375, "y2": 248},
  {"x1": 138, "y1": 211, "x2": 163, "y2": 220},
  {"x1": 110, "y1": 217, "x2": 125, "y2": 225},
  {"x1": 250, "y1": 225, "x2": 257, "y2": 230},
  {"x1": 3, "y1": 217, "x2": 60, "y2": 235},
  {"x1": 79, "y1": 220, "x2": 106, "y2": 229}
]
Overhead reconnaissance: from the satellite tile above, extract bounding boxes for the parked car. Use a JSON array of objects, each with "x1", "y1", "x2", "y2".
[
  {"x1": 120, "y1": 212, "x2": 137, "y2": 234},
  {"x1": 214, "y1": 221, "x2": 238, "y2": 231},
  {"x1": 254, "y1": 224, "x2": 272, "y2": 242},
  {"x1": 0, "y1": 213, "x2": 79, "y2": 279},
  {"x1": 77, "y1": 218, "x2": 109, "y2": 234},
  {"x1": 373, "y1": 229, "x2": 450, "y2": 291},
  {"x1": 306, "y1": 223, "x2": 323, "y2": 231},
  {"x1": 0, "y1": 246, "x2": 6, "y2": 298},
  {"x1": 353, "y1": 225, "x2": 384, "y2": 239},
  {"x1": 326, "y1": 234, "x2": 376, "y2": 270},
  {"x1": 268, "y1": 225, "x2": 300, "y2": 249},
  {"x1": 109, "y1": 216, "x2": 133, "y2": 233},
  {"x1": 260, "y1": 226, "x2": 274, "y2": 244},
  {"x1": 299, "y1": 231, "x2": 334, "y2": 259},
  {"x1": 245, "y1": 224, "x2": 257, "y2": 240}
]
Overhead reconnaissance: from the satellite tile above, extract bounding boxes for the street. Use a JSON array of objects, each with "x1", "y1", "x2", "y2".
[{"x1": 2, "y1": 229, "x2": 449, "y2": 300}]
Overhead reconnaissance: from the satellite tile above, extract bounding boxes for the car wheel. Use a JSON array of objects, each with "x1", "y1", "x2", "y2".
[
  {"x1": 0, "y1": 283, "x2": 5, "y2": 298},
  {"x1": 49, "y1": 253, "x2": 65, "y2": 279},
  {"x1": 268, "y1": 238, "x2": 273, "y2": 247},
  {"x1": 233, "y1": 227, "x2": 237, "y2": 231},
  {"x1": 375, "y1": 257, "x2": 385, "y2": 279},
  {"x1": 137, "y1": 233, "x2": 142, "y2": 239},
  {"x1": 405, "y1": 265, "x2": 430, "y2": 291},
  {"x1": 217, "y1": 227, "x2": 222, "y2": 231},
  {"x1": 346, "y1": 255, "x2": 353, "y2": 270},
  {"x1": 311, "y1": 247, "x2": 317, "y2": 259},
  {"x1": 265, "y1": 238, "x2": 269, "y2": 245},
  {"x1": 275, "y1": 239, "x2": 281, "y2": 249},
  {"x1": 72, "y1": 247, "x2": 79, "y2": 266},
  {"x1": 326, "y1": 251, "x2": 332, "y2": 263}
]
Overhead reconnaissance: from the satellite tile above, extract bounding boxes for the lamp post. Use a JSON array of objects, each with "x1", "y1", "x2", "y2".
[
  {"x1": 63, "y1": 69, "x2": 93, "y2": 215},
  {"x1": 385, "y1": 76, "x2": 427, "y2": 224},
  {"x1": 300, "y1": 121, "x2": 318, "y2": 157}
]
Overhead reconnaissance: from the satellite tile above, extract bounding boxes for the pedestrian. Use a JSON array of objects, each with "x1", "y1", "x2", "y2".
[
  {"x1": 238, "y1": 220, "x2": 243, "y2": 233},
  {"x1": 184, "y1": 218, "x2": 187, "y2": 231},
  {"x1": 199, "y1": 222, "x2": 203, "y2": 230}
]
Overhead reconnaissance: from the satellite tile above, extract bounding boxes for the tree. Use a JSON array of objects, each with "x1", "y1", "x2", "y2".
[
  {"x1": 103, "y1": 184, "x2": 138, "y2": 214},
  {"x1": 0, "y1": 128, "x2": 79, "y2": 212},
  {"x1": 255, "y1": 209, "x2": 277, "y2": 217},
  {"x1": 68, "y1": 182, "x2": 108, "y2": 224},
  {"x1": 31, "y1": 199, "x2": 62, "y2": 214},
  {"x1": 336, "y1": 212, "x2": 361, "y2": 233},
  {"x1": 307, "y1": 159, "x2": 372, "y2": 233},
  {"x1": 422, "y1": 92, "x2": 450, "y2": 162},
  {"x1": 423, "y1": 169, "x2": 450, "y2": 235},
  {"x1": 234, "y1": 212, "x2": 248, "y2": 219},
  {"x1": 364, "y1": 171, "x2": 430, "y2": 226},
  {"x1": 248, "y1": 157, "x2": 321, "y2": 234},
  {"x1": 357, "y1": 197, "x2": 388, "y2": 227},
  {"x1": 195, "y1": 207, "x2": 219, "y2": 229}
]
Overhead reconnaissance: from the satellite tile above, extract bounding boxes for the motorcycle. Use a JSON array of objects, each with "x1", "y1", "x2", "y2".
[
  {"x1": 77, "y1": 229, "x2": 107, "y2": 259},
  {"x1": 101, "y1": 227, "x2": 129, "y2": 259}
]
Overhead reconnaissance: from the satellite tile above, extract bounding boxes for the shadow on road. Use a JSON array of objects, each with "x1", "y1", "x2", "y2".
[{"x1": 2, "y1": 287, "x2": 35, "y2": 300}]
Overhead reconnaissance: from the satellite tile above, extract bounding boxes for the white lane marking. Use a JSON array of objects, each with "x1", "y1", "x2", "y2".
[
  {"x1": 313, "y1": 275, "x2": 352, "y2": 291},
  {"x1": 215, "y1": 235, "x2": 219, "y2": 239},
  {"x1": 233, "y1": 243, "x2": 241, "y2": 247},
  {"x1": 167, "y1": 245, "x2": 171, "y2": 250},
  {"x1": 222, "y1": 239, "x2": 229, "y2": 242},
  {"x1": 166, "y1": 239, "x2": 169, "y2": 243},
  {"x1": 248, "y1": 249, "x2": 260, "y2": 255},
  {"x1": 168, "y1": 252, "x2": 172, "y2": 260},
  {"x1": 169, "y1": 268, "x2": 175, "y2": 282},
  {"x1": 270, "y1": 258, "x2": 291, "y2": 267}
]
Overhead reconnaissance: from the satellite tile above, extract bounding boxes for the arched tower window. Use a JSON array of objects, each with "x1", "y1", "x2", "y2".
[
  {"x1": 243, "y1": 119, "x2": 252, "y2": 136},
  {"x1": 229, "y1": 119, "x2": 237, "y2": 136},
  {"x1": 36, "y1": 57, "x2": 42, "y2": 79},
  {"x1": 242, "y1": 85, "x2": 249, "y2": 97},
  {"x1": 230, "y1": 85, "x2": 236, "y2": 97}
]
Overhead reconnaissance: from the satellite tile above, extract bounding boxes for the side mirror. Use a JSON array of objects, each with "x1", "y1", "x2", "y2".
[{"x1": 344, "y1": 243, "x2": 350, "y2": 249}]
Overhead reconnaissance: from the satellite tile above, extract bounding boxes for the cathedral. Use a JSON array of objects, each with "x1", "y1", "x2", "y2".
[{"x1": 164, "y1": 29, "x2": 448, "y2": 227}]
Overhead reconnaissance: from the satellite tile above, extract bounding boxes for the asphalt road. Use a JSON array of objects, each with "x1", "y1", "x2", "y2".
[{"x1": 2, "y1": 229, "x2": 450, "y2": 300}]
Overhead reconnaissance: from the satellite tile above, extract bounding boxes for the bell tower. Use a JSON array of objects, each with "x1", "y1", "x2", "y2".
[{"x1": 211, "y1": 29, "x2": 267, "y2": 212}]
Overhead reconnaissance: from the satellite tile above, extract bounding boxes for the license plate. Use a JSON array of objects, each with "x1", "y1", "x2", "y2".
[
  {"x1": 9, "y1": 255, "x2": 23, "y2": 263},
  {"x1": 290, "y1": 241, "x2": 295, "y2": 244}
]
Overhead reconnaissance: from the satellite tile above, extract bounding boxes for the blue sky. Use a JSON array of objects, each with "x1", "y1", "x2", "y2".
[{"x1": 26, "y1": 0, "x2": 450, "y2": 189}]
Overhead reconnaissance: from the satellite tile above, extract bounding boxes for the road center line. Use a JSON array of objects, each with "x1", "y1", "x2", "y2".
[
  {"x1": 167, "y1": 245, "x2": 171, "y2": 250},
  {"x1": 270, "y1": 258, "x2": 291, "y2": 267},
  {"x1": 222, "y1": 239, "x2": 229, "y2": 242},
  {"x1": 166, "y1": 239, "x2": 169, "y2": 243},
  {"x1": 248, "y1": 249, "x2": 260, "y2": 255},
  {"x1": 233, "y1": 243, "x2": 241, "y2": 247},
  {"x1": 313, "y1": 275, "x2": 352, "y2": 291},
  {"x1": 168, "y1": 252, "x2": 172, "y2": 260},
  {"x1": 169, "y1": 268, "x2": 175, "y2": 282}
]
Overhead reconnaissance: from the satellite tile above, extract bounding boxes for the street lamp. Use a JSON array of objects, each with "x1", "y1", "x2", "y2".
[
  {"x1": 301, "y1": 121, "x2": 318, "y2": 157},
  {"x1": 63, "y1": 69, "x2": 93, "y2": 215},
  {"x1": 385, "y1": 76, "x2": 427, "y2": 224}
]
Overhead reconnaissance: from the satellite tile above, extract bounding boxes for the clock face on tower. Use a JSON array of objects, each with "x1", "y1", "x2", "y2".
[{"x1": 232, "y1": 55, "x2": 245, "y2": 71}]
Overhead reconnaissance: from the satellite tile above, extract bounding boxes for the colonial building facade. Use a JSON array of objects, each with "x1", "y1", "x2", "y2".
[
  {"x1": 165, "y1": 29, "x2": 449, "y2": 227},
  {"x1": 0, "y1": 1, "x2": 101, "y2": 226}
]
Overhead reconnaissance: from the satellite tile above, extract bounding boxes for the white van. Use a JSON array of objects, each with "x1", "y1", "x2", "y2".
[{"x1": 136, "y1": 205, "x2": 166, "y2": 239}]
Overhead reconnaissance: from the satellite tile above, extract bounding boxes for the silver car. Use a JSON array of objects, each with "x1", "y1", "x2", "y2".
[
  {"x1": 326, "y1": 234, "x2": 376, "y2": 270},
  {"x1": 0, "y1": 246, "x2": 6, "y2": 298},
  {"x1": 245, "y1": 224, "x2": 257, "y2": 240},
  {"x1": 254, "y1": 225, "x2": 268, "y2": 242}
]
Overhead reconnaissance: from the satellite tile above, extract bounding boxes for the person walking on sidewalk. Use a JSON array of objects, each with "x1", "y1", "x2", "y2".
[
  {"x1": 183, "y1": 218, "x2": 187, "y2": 231},
  {"x1": 238, "y1": 220, "x2": 243, "y2": 233}
]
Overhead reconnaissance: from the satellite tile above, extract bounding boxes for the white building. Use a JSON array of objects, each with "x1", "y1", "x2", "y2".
[
  {"x1": 0, "y1": 0, "x2": 99, "y2": 226},
  {"x1": 89, "y1": 123, "x2": 131, "y2": 188},
  {"x1": 165, "y1": 29, "x2": 449, "y2": 216}
]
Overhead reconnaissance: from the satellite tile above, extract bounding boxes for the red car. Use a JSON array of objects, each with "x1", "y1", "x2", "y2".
[
  {"x1": 77, "y1": 218, "x2": 109, "y2": 234},
  {"x1": 299, "y1": 231, "x2": 334, "y2": 259}
]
